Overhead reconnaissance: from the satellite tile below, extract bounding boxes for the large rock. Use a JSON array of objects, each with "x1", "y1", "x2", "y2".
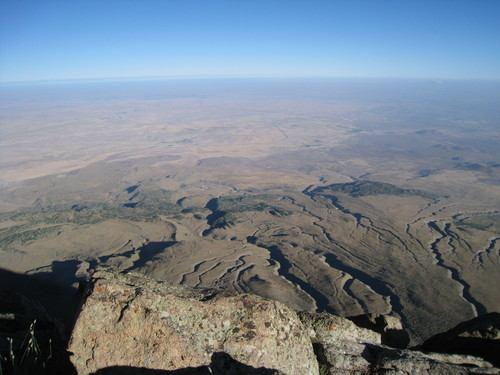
[
  {"x1": 420, "y1": 312, "x2": 500, "y2": 367},
  {"x1": 68, "y1": 270, "x2": 318, "y2": 374},
  {"x1": 67, "y1": 269, "x2": 500, "y2": 375}
]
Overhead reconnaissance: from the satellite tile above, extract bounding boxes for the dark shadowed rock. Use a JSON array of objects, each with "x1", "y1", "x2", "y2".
[
  {"x1": 301, "y1": 311, "x2": 498, "y2": 374},
  {"x1": 374, "y1": 346, "x2": 499, "y2": 374},
  {"x1": 421, "y1": 313, "x2": 500, "y2": 367}
]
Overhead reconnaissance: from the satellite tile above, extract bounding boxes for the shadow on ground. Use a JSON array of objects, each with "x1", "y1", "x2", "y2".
[{"x1": 92, "y1": 352, "x2": 281, "y2": 374}]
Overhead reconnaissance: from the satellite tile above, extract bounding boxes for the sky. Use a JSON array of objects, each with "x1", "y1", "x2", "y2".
[{"x1": 1, "y1": 0, "x2": 500, "y2": 83}]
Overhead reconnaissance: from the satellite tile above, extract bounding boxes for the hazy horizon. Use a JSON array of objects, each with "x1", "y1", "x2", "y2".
[{"x1": 3, "y1": 75, "x2": 500, "y2": 87}]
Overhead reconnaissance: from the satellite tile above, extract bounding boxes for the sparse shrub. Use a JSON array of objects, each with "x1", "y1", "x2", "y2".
[{"x1": 0, "y1": 320, "x2": 52, "y2": 375}]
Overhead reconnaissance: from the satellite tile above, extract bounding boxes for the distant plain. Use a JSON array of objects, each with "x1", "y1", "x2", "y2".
[{"x1": 1, "y1": 79, "x2": 499, "y2": 343}]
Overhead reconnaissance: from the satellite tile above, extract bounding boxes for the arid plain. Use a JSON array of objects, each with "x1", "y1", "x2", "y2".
[{"x1": 1, "y1": 79, "x2": 499, "y2": 343}]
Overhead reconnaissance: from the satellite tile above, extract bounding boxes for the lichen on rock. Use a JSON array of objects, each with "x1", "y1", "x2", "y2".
[{"x1": 68, "y1": 270, "x2": 318, "y2": 374}]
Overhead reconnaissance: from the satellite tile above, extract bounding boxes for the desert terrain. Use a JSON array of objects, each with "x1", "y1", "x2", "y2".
[{"x1": 0, "y1": 78, "x2": 499, "y2": 343}]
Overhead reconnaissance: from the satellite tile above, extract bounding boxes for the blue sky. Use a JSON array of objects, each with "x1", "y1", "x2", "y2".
[{"x1": 1, "y1": 0, "x2": 500, "y2": 82}]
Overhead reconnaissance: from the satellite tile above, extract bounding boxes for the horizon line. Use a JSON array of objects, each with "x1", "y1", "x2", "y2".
[{"x1": 1, "y1": 74, "x2": 500, "y2": 86}]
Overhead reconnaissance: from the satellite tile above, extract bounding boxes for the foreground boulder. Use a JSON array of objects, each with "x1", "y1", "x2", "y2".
[
  {"x1": 68, "y1": 270, "x2": 318, "y2": 374},
  {"x1": 67, "y1": 270, "x2": 500, "y2": 375}
]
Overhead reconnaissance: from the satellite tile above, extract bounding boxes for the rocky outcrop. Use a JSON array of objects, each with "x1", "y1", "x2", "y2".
[
  {"x1": 67, "y1": 270, "x2": 500, "y2": 375},
  {"x1": 68, "y1": 270, "x2": 318, "y2": 374},
  {"x1": 420, "y1": 312, "x2": 500, "y2": 367}
]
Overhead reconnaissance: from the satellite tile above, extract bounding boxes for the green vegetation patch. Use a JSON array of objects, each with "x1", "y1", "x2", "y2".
[
  {"x1": 0, "y1": 225, "x2": 62, "y2": 249},
  {"x1": 6, "y1": 189, "x2": 182, "y2": 226},
  {"x1": 319, "y1": 180, "x2": 436, "y2": 199},
  {"x1": 455, "y1": 213, "x2": 500, "y2": 232},
  {"x1": 204, "y1": 194, "x2": 291, "y2": 231},
  {"x1": 0, "y1": 189, "x2": 183, "y2": 249},
  {"x1": 212, "y1": 212, "x2": 238, "y2": 228},
  {"x1": 216, "y1": 195, "x2": 291, "y2": 216}
]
